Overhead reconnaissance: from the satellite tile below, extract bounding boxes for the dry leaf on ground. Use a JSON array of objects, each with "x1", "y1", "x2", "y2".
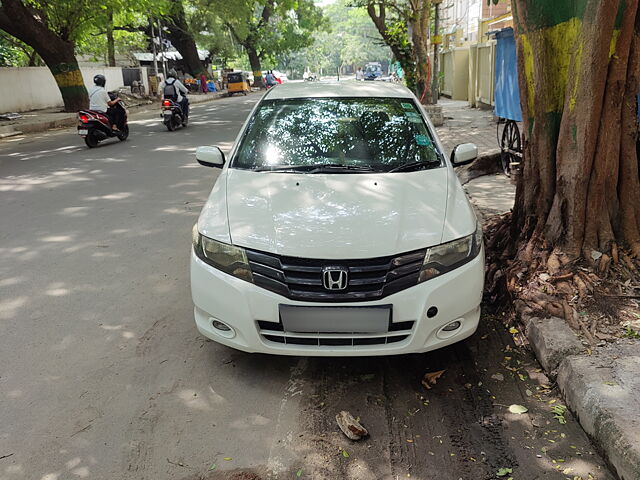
[{"x1": 421, "y1": 370, "x2": 446, "y2": 390}]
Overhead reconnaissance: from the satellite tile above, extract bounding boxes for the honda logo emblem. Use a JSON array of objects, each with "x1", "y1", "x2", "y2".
[{"x1": 322, "y1": 266, "x2": 349, "y2": 291}]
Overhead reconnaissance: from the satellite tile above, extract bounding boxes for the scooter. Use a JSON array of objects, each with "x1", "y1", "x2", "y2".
[
  {"x1": 77, "y1": 94, "x2": 129, "y2": 148},
  {"x1": 161, "y1": 98, "x2": 187, "y2": 131}
]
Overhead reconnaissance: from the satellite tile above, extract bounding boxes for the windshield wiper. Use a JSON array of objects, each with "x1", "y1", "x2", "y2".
[
  {"x1": 253, "y1": 163, "x2": 381, "y2": 173},
  {"x1": 308, "y1": 164, "x2": 381, "y2": 173},
  {"x1": 387, "y1": 159, "x2": 441, "y2": 173},
  {"x1": 253, "y1": 164, "x2": 319, "y2": 172}
]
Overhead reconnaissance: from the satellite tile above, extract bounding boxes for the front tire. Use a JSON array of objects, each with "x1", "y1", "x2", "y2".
[{"x1": 84, "y1": 133, "x2": 99, "y2": 148}]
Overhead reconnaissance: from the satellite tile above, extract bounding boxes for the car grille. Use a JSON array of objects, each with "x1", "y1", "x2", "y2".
[
  {"x1": 257, "y1": 320, "x2": 415, "y2": 347},
  {"x1": 245, "y1": 248, "x2": 427, "y2": 302}
]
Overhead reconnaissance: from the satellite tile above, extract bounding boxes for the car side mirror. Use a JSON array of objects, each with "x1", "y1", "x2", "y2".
[
  {"x1": 450, "y1": 143, "x2": 478, "y2": 167},
  {"x1": 196, "y1": 146, "x2": 225, "y2": 168}
]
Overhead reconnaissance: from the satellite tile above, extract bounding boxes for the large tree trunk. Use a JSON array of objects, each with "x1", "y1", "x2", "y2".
[
  {"x1": 164, "y1": 0, "x2": 205, "y2": 76},
  {"x1": 247, "y1": 46, "x2": 264, "y2": 88},
  {"x1": 510, "y1": 0, "x2": 640, "y2": 265},
  {"x1": 0, "y1": 0, "x2": 88, "y2": 112}
]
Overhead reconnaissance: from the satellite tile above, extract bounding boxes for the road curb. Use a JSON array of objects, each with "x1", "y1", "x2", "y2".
[
  {"x1": 557, "y1": 345, "x2": 640, "y2": 480},
  {"x1": 522, "y1": 311, "x2": 640, "y2": 479},
  {"x1": 525, "y1": 316, "x2": 584, "y2": 374}
]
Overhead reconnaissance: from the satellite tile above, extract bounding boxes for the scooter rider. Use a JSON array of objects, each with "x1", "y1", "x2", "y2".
[
  {"x1": 89, "y1": 74, "x2": 122, "y2": 130},
  {"x1": 159, "y1": 69, "x2": 189, "y2": 121}
]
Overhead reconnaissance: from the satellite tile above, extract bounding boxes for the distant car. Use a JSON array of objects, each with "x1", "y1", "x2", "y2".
[
  {"x1": 364, "y1": 62, "x2": 383, "y2": 81},
  {"x1": 191, "y1": 81, "x2": 483, "y2": 356}
]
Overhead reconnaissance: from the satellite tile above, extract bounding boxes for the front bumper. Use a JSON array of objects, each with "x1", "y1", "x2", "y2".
[{"x1": 190, "y1": 248, "x2": 484, "y2": 356}]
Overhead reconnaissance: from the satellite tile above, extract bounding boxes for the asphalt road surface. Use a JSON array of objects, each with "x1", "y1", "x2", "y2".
[{"x1": 0, "y1": 94, "x2": 614, "y2": 480}]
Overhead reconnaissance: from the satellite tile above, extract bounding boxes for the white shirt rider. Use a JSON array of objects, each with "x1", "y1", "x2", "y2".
[
  {"x1": 159, "y1": 76, "x2": 188, "y2": 102},
  {"x1": 88, "y1": 86, "x2": 111, "y2": 112}
]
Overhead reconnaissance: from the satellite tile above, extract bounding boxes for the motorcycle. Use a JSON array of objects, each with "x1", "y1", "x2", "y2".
[
  {"x1": 161, "y1": 98, "x2": 187, "y2": 131},
  {"x1": 77, "y1": 93, "x2": 129, "y2": 148}
]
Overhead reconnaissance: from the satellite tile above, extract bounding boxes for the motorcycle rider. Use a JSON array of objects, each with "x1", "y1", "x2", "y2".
[
  {"x1": 88, "y1": 74, "x2": 122, "y2": 130},
  {"x1": 159, "y1": 69, "x2": 189, "y2": 122}
]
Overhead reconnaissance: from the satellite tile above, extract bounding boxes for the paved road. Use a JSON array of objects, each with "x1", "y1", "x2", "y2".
[{"x1": 1, "y1": 95, "x2": 613, "y2": 480}]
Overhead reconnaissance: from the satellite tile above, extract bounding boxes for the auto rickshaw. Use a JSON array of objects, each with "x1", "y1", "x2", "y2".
[{"x1": 227, "y1": 71, "x2": 250, "y2": 96}]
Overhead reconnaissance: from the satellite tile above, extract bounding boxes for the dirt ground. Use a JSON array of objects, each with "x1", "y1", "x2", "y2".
[{"x1": 171, "y1": 313, "x2": 614, "y2": 480}]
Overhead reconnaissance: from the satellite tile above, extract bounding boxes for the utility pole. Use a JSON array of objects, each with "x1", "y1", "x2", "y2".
[{"x1": 431, "y1": 0, "x2": 442, "y2": 104}]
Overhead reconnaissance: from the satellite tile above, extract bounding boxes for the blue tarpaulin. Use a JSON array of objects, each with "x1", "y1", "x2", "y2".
[{"x1": 494, "y1": 28, "x2": 522, "y2": 122}]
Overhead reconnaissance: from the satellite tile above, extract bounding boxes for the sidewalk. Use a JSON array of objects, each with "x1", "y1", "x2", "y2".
[
  {"x1": 0, "y1": 91, "x2": 230, "y2": 138},
  {"x1": 434, "y1": 98, "x2": 499, "y2": 157}
]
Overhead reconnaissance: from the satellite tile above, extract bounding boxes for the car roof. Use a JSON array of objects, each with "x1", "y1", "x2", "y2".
[{"x1": 263, "y1": 81, "x2": 415, "y2": 100}]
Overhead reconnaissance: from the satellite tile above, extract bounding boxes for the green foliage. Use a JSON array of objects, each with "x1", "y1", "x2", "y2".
[
  {"x1": 186, "y1": 3, "x2": 239, "y2": 61},
  {"x1": 623, "y1": 326, "x2": 640, "y2": 339},
  {"x1": 551, "y1": 405, "x2": 568, "y2": 424},
  {"x1": 0, "y1": 43, "x2": 23, "y2": 66},
  {"x1": 12, "y1": 0, "x2": 167, "y2": 44},
  {"x1": 202, "y1": 0, "x2": 326, "y2": 64},
  {"x1": 280, "y1": 0, "x2": 391, "y2": 78},
  {"x1": 77, "y1": 29, "x2": 148, "y2": 64},
  {"x1": 0, "y1": 32, "x2": 34, "y2": 66}
]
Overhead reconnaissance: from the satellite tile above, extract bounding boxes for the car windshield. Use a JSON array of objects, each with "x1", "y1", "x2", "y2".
[{"x1": 232, "y1": 97, "x2": 442, "y2": 173}]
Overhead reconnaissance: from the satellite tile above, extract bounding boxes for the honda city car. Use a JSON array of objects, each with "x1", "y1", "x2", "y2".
[{"x1": 191, "y1": 81, "x2": 483, "y2": 356}]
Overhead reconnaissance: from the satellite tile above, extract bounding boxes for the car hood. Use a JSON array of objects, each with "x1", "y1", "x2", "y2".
[{"x1": 218, "y1": 168, "x2": 451, "y2": 259}]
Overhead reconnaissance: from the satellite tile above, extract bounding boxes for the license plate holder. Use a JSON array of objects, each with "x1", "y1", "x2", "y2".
[
  {"x1": 279, "y1": 305, "x2": 391, "y2": 333},
  {"x1": 77, "y1": 129, "x2": 88, "y2": 135},
  {"x1": 163, "y1": 111, "x2": 172, "y2": 117}
]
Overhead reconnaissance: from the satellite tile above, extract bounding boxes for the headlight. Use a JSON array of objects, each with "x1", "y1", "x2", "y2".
[
  {"x1": 193, "y1": 227, "x2": 253, "y2": 282},
  {"x1": 418, "y1": 223, "x2": 483, "y2": 283}
]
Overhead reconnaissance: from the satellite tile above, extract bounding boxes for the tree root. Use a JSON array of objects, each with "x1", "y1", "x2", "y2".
[{"x1": 482, "y1": 213, "x2": 638, "y2": 342}]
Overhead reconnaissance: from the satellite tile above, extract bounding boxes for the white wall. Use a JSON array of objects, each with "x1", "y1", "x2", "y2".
[
  {"x1": 80, "y1": 66, "x2": 124, "y2": 92},
  {"x1": 0, "y1": 66, "x2": 125, "y2": 112},
  {"x1": 0, "y1": 67, "x2": 62, "y2": 112}
]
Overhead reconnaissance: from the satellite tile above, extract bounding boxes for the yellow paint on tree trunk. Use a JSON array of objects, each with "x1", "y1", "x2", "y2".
[
  {"x1": 53, "y1": 69, "x2": 84, "y2": 88},
  {"x1": 609, "y1": 29, "x2": 621, "y2": 58},
  {"x1": 520, "y1": 34, "x2": 536, "y2": 116},
  {"x1": 519, "y1": 17, "x2": 582, "y2": 115},
  {"x1": 518, "y1": 19, "x2": 622, "y2": 116},
  {"x1": 569, "y1": 40, "x2": 583, "y2": 112}
]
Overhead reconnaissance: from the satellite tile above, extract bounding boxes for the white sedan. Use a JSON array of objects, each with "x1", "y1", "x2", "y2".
[{"x1": 191, "y1": 81, "x2": 483, "y2": 356}]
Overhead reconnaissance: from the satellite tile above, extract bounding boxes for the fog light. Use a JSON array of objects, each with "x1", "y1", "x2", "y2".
[
  {"x1": 209, "y1": 318, "x2": 236, "y2": 339},
  {"x1": 442, "y1": 320, "x2": 461, "y2": 332},
  {"x1": 212, "y1": 320, "x2": 230, "y2": 331},
  {"x1": 436, "y1": 318, "x2": 464, "y2": 340}
]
